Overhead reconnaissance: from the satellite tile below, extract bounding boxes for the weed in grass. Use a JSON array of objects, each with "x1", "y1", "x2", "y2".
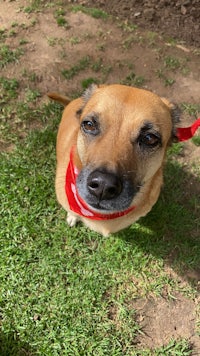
[
  {"x1": 119, "y1": 21, "x2": 138, "y2": 33},
  {"x1": 61, "y1": 56, "x2": 91, "y2": 80},
  {"x1": 146, "y1": 31, "x2": 158, "y2": 46},
  {"x1": 54, "y1": 8, "x2": 69, "y2": 28},
  {"x1": 181, "y1": 103, "x2": 200, "y2": 117},
  {"x1": 92, "y1": 58, "x2": 103, "y2": 72},
  {"x1": 192, "y1": 135, "x2": 200, "y2": 146},
  {"x1": 143, "y1": 338, "x2": 193, "y2": 355},
  {"x1": 0, "y1": 77, "x2": 19, "y2": 102},
  {"x1": 8, "y1": 29, "x2": 17, "y2": 37},
  {"x1": 23, "y1": 6, "x2": 33, "y2": 13},
  {"x1": 122, "y1": 35, "x2": 136, "y2": 49},
  {"x1": 47, "y1": 36, "x2": 57, "y2": 46},
  {"x1": 0, "y1": 29, "x2": 6, "y2": 42},
  {"x1": 56, "y1": 16, "x2": 69, "y2": 28},
  {"x1": 54, "y1": 8, "x2": 65, "y2": 17},
  {"x1": 166, "y1": 37, "x2": 178, "y2": 46},
  {"x1": 156, "y1": 69, "x2": 175, "y2": 87},
  {"x1": 71, "y1": 5, "x2": 109, "y2": 20},
  {"x1": 96, "y1": 43, "x2": 106, "y2": 51},
  {"x1": 167, "y1": 142, "x2": 184, "y2": 157},
  {"x1": 122, "y1": 72, "x2": 145, "y2": 87},
  {"x1": 164, "y1": 55, "x2": 181, "y2": 70},
  {"x1": 102, "y1": 65, "x2": 112, "y2": 79},
  {"x1": 23, "y1": 0, "x2": 43, "y2": 13},
  {"x1": 11, "y1": 21, "x2": 18, "y2": 28},
  {"x1": 164, "y1": 78, "x2": 176, "y2": 86},
  {"x1": 69, "y1": 36, "x2": 81, "y2": 45},
  {"x1": 19, "y1": 38, "x2": 29, "y2": 45},
  {"x1": 0, "y1": 45, "x2": 24, "y2": 68},
  {"x1": 22, "y1": 69, "x2": 38, "y2": 83},
  {"x1": 30, "y1": 18, "x2": 37, "y2": 27},
  {"x1": 25, "y1": 88, "x2": 41, "y2": 102}
]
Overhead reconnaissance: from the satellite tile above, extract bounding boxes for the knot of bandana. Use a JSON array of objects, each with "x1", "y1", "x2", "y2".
[{"x1": 176, "y1": 118, "x2": 200, "y2": 142}]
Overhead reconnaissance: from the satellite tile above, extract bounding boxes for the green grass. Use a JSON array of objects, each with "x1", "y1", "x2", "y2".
[
  {"x1": 122, "y1": 72, "x2": 146, "y2": 87},
  {"x1": 181, "y1": 103, "x2": 200, "y2": 117},
  {"x1": 164, "y1": 56, "x2": 181, "y2": 70},
  {"x1": 0, "y1": 77, "x2": 19, "y2": 100},
  {"x1": 61, "y1": 56, "x2": 91, "y2": 79},
  {"x1": 0, "y1": 2, "x2": 200, "y2": 354},
  {"x1": 156, "y1": 69, "x2": 176, "y2": 87},
  {"x1": 0, "y1": 44, "x2": 24, "y2": 67},
  {"x1": 71, "y1": 5, "x2": 109, "y2": 20},
  {"x1": 54, "y1": 9, "x2": 69, "y2": 28},
  {"x1": 0, "y1": 97, "x2": 199, "y2": 354},
  {"x1": 192, "y1": 135, "x2": 200, "y2": 146}
]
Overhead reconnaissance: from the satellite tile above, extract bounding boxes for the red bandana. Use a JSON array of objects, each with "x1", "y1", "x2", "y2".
[
  {"x1": 65, "y1": 118, "x2": 200, "y2": 220},
  {"x1": 65, "y1": 148, "x2": 135, "y2": 220},
  {"x1": 176, "y1": 117, "x2": 200, "y2": 141}
]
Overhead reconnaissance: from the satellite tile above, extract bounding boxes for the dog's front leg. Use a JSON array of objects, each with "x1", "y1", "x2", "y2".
[{"x1": 66, "y1": 212, "x2": 79, "y2": 227}]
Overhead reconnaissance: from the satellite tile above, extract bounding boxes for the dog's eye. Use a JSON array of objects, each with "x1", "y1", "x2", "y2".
[
  {"x1": 138, "y1": 133, "x2": 161, "y2": 148},
  {"x1": 81, "y1": 119, "x2": 99, "y2": 135}
]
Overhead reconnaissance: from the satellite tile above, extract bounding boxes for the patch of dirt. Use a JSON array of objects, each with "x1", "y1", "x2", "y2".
[
  {"x1": 79, "y1": 0, "x2": 200, "y2": 47},
  {"x1": 132, "y1": 293, "x2": 200, "y2": 351}
]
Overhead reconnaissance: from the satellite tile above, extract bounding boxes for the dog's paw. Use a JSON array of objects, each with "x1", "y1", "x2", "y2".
[{"x1": 66, "y1": 213, "x2": 79, "y2": 227}]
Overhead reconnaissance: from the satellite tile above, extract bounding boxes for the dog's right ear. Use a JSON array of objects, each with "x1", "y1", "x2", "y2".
[
  {"x1": 82, "y1": 83, "x2": 98, "y2": 103},
  {"x1": 76, "y1": 84, "x2": 99, "y2": 117}
]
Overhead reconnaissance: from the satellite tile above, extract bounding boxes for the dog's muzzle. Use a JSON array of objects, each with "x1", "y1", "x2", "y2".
[
  {"x1": 65, "y1": 147, "x2": 136, "y2": 220},
  {"x1": 77, "y1": 166, "x2": 138, "y2": 212},
  {"x1": 87, "y1": 170, "x2": 122, "y2": 201}
]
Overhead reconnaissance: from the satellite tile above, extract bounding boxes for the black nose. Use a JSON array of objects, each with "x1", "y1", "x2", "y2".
[{"x1": 87, "y1": 171, "x2": 122, "y2": 200}]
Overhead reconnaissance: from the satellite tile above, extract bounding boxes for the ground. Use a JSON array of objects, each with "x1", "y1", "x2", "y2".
[
  {"x1": 0, "y1": 0, "x2": 200, "y2": 354},
  {"x1": 81, "y1": 0, "x2": 200, "y2": 47}
]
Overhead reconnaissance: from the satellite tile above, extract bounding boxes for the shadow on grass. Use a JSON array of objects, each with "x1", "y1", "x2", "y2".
[
  {"x1": 0, "y1": 331, "x2": 35, "y2": 356},
  {"x1": 118, "y1": 159, "x2": 200, "y2": 283}
]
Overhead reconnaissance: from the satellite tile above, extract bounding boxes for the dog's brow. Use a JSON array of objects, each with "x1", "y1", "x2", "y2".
[
  {"x1": 82, "y1": 112, "x2": 99, "y2": 121},
  {"x1": 140, "y1": 122, "x2": 154, "y2": 132}
]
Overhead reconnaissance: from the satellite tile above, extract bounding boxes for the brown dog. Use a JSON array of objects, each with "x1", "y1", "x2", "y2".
[{"x1": 48, "y1": 84, "x2": 179, "y2": 236}]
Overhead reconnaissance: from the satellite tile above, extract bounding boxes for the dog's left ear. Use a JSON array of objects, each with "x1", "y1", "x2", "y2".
[{"x1": 161, "y1": 97, "x2": 181, "y2": 143}]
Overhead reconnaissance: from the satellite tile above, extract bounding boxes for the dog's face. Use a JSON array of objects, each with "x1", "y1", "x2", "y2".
[{"x1": 75, "y1": 85, "x2": 178, "y2": 213}]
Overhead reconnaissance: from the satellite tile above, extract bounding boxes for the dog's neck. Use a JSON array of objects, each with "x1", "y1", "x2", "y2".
[{"x1": 65, "y1": 147, "x2": 135, "y2": 221}]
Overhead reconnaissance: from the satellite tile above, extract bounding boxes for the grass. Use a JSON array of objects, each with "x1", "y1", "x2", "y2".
[
  {"x1": 61, "y1": 56, "x2": 91, "y2": 79},
  {"x1": 0, "y1": 2, "x2": 200, "y2": 355},
  {"x1": 71, "y1": 5, "x2": 109, "y2": 20},
  {"x1": 1, "y1": 93, "x2": 199, "y2": 354},
  {"x1": 0, "y1": 44, "x2": 24, "y2": 67},
  {"x1": 181, "y1": 103, "x2": 200, "y2": 117},
  {"x1": 54, "y1": 9, "x2": 69, "y2": 28},
  {"x1": 156, "y1": 69, "x2": 175, "y2": 87},
  {"x1": 122, "y1": 72, "x2": 146, "y2": 87}
]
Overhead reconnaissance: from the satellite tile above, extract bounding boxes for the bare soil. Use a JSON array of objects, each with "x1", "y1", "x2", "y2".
[
  {"x1": 78, "y1": 0, "x2": 200, "y2": 47},
  {"x1": 0, "y1": 0, "x2": 199, "y2": 351}
]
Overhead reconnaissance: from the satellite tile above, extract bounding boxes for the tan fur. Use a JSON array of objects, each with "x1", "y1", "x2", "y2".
[
  {"x1": 47, "y1": 92, "x2": 71, "y2": 106},
  {"x1": 49, "y1": 84, "x2": 177, "y2": 236}
]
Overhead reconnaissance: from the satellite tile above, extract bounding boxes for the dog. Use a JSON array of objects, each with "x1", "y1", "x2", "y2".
[{"x1": 48, "y1": 84, "x2": 180, "y2": 236}]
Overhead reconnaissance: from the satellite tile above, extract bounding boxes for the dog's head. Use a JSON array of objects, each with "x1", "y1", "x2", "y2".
[{"x1": 75, "y1": 84, "x2": 180, "y2": 213}]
